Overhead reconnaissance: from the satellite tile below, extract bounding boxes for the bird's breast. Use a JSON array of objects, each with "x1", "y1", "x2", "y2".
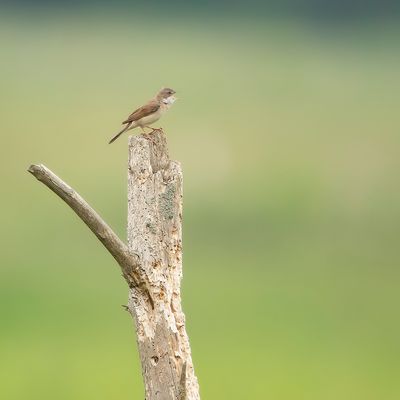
[{"x1": 136, "y1": 109, "x2": 162, "y2": 126}]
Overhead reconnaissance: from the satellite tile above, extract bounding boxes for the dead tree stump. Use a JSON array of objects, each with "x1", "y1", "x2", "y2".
[{"x1": 28, "y1": 130, "x2": 200, "y2": 400}]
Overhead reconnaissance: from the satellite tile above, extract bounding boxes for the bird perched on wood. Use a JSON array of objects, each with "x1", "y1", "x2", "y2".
[{"x1": 109, "y1": 88, "x2": 177, "y2": 144}]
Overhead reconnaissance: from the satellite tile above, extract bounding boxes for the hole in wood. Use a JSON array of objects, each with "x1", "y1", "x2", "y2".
[{"x1": 151, "y1": 356, "x2": 159, "y2": 366}]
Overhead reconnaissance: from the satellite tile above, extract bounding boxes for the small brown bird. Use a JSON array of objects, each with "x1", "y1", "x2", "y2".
[{"x1": 109, "y1": 88, "x2": 177, "y2": 144}]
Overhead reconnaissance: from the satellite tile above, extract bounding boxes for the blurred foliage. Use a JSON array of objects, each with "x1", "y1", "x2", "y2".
[
  {"x1": 2, "y1": 0, "x2": 400, "y2": 21},
  {"x1": 0, "y1": 9, "x2": 400, "y2": 400}
]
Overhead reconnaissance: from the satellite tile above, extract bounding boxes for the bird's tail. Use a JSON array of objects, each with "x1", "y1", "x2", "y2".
[{"x1": 108, "y1": 123, "x2": 132, "y2": 144}]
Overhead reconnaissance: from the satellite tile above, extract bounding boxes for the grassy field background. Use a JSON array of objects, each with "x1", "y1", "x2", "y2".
[{"x1": 1, "y1": 10, "x2": 400, "y2": 399}]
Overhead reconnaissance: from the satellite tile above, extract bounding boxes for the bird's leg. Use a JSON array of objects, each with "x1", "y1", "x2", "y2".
[
  {"x1": 145, "y1": 125, "x2": 162, "y2": 132},
  {"x1": 141, "y1": 126, "x2": 158, "y2": 145}
]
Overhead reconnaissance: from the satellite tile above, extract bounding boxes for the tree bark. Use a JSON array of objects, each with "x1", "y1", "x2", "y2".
[
  {"x1": 27, "y1": 130, "x2": 200, "y2": 400},
  {"x1": 127, "y1": 131, "x2": 200, "y2": 400}
]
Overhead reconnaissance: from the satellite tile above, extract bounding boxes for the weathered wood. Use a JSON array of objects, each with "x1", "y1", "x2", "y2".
[
  {"x1": 127, "y1": 131, "x2": 200, "y2": 400},
  {"x1": 27, "y1": 164, "x2": 144, "y2": 289},
  {"x1": 28, "y1": 130, "x2": 200, "y2": 400}
]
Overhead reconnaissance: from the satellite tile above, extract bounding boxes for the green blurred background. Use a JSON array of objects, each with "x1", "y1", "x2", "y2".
[{"x1": 1, "y1": 2, "x2": 400, "y2": 399}]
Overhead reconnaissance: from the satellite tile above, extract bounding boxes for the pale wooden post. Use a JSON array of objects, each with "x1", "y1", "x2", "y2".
[
  {"x1": 28, "y1": 130, "x2": 200, "y2": 400},
  {"x1": 126, "y1": 131, "x2": 200, "y2": 399}
]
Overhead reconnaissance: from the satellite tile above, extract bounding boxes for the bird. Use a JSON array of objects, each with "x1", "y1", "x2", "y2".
[{"x1": 109, "y1": 87, "x2": 177, "y2": 144}]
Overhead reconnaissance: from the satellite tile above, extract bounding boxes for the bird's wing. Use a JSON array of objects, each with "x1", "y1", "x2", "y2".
[{"x1": 122, "y1": 100, "x2": 160, "y2": 124}]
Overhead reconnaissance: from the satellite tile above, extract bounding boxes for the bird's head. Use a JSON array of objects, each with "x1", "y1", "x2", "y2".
[{"x1": 157, "y1": 87, "x2": 176, "y2": 100}]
